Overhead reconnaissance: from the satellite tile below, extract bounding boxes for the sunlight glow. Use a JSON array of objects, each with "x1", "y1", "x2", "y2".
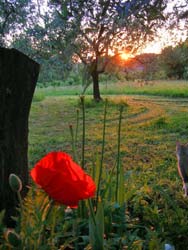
[{"x1": 120, "y1": 52, "x2": 130, "y2": 60}]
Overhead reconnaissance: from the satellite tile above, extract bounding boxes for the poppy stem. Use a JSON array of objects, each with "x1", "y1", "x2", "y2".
[
  {"x1": 88, "y1": 199, "x2": 96, "y2": 226},
  {"x1": 80, "y1": 96, "x2": 86, "y2": 219},
  {"x1": 74, "y1": 108, "x2": 80, "y2": 161},
  {"x1": 115, "y1": 105, "x2": 124, "y2": 202},
  {"x1": 96, "y1": 98, "x2": 107, "y2": 207},
  {"x1": 49, "y1": 205, "x2": 58, "y2": 250},
  {"x1": 80, "y1": 96, "x2": 85, "y2": 170},
  {"x1": 75, "y1": 109, "x2": 79, "y2": 145},
  {"x1": 69, "y1": 124, "x2": 76, "y2": 161}
]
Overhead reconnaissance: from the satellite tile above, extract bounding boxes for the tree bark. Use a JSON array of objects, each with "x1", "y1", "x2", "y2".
[
  {"x1": 0, "y1": 48, "x2": 40, "y2": 226},
  {"x1": 91, "y1": 70, "x2": 102, "y2": 102}
]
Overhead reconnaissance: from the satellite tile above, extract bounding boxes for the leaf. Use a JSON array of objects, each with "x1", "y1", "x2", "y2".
[
  {"x1": 102, "y1": 164, "x2": 116, "y2": 200},
  {"x1": 96, "y1": 201, "x2": 104, "y2": 248},
  {"x1": 117, "y1": 162, "x2": 125, "y2": 206},
  {"x1": 89, "y1": 200, "x2": 104, "y2": 250}
]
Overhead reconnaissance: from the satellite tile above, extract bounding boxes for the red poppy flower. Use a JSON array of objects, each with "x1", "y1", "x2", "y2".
[{"x1": 30, "y1": 152, "x2": 96, "y2": 208}]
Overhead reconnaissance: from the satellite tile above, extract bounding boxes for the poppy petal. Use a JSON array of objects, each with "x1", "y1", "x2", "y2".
[{"x1": 30, "y1": 152, "x2": 96, "y2": 207}]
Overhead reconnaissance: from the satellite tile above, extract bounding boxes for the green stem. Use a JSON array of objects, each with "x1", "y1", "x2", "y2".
[
  {"x1": 74, "y1": 109, "x2": 80, "y2": 162},
  {"x1": 79, "y1": 96, "x2": 86, "y2": 218},
  {"x1": 37, "y1": 199, "x2": 54, "y2": 247},
  {"x1": 69, "y1": 124, "x2": 76, "y2": 160},
  {"x1": 75, "y1": 109, "x2": 79, "y2": 145},
  {"x1": 88, "y1": 199, "x2": 96, "y2": 226},
  {"x1": 115, "y1": 105, "x2": 124, "y2": 202},
  {"x1": 50, "y1": 205, "x2": 58, "y2": 250},
  {"x1": 80, "y1": 96, "x2": 85, "y2": 170},
  {"x1": 96, "y1": 99, "x2": 107, "y2": 205},
  {"x1": 17, "y1": 191, "x2": 23, "y2": 210},
  {"x1": 72, "y1": 209, "x2": 79, "y2": 250}
]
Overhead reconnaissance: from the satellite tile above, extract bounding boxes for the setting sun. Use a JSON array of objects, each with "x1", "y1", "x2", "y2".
[{"x1": 120, "y1": 52, "x2": 130, "y2": 60}]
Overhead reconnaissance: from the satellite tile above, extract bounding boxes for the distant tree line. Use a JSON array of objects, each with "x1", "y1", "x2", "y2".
[
  {"x1": 160, "y1": 39, "x2": 188, "y2": 79},
  {"x1": 35, "y1": 38, "x2": 188, "y2": 86}
]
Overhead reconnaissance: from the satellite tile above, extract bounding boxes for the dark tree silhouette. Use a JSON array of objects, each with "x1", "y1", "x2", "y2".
[{"x1": 0, "y1": 48, "x2": 40, "y2": 226}]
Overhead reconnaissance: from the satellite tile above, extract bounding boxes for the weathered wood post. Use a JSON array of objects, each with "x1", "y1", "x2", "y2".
[{"x1": 0, "y1": 48, "x2": 40, "y2": 226}]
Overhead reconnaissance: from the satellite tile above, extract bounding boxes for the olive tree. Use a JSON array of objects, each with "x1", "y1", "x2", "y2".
[{"x1": 46, "y1": 0, "x2": 168, "y2": 101}]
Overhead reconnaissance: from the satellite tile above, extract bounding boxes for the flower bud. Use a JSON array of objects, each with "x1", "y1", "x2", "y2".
[
  {"x1": 80, "y1": 95, "x2": 85, "y2": 104},
  {"x1": 6, "y1": 229, "x2": 21, "y2": 247},
  {"x1": 9, "y1": 174, "x2": 22, "y2": 192}
]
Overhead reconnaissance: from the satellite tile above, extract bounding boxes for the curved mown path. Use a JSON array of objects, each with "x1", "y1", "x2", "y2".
[{"x1": 29, "y1": 95, "x2": 188, "y2": 174}]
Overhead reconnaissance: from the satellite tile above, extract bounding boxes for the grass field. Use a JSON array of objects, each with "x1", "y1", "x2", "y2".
[
  {"x1": 31, "y1": 80, "x2": 188, "y2": 169},
  {"x1": 26, "y1": 80, "x2": 188, "y2": 249},
  {"x1": 35, "y1": 80, "x2": 188, "y2": 98}
]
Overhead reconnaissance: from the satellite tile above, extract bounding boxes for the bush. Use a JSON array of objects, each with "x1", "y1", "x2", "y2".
[
  {"x1": 32, "y1": 92, "x2": 45, "y2": 102},
  {"x1": 63, "y1": 70, "x2": 83, "y2": 85}
]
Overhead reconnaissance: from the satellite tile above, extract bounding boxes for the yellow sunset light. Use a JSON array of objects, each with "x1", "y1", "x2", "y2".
[{"x1": 120, "y1": 52, "x2": 130, "y2": 60}]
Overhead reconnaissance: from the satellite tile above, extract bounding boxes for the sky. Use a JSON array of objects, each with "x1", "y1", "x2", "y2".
[
  {"x1": 141, "y1": 0, "x2": 187, "y2": 54},
  {"x1": 142, "y1": 27, "x2": 187, "y2": 54}
]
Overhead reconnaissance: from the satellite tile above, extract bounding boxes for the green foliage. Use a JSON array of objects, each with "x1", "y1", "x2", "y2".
[
  {"x1": 38, "y1": 61, "x2": 68, "y2": 83},
  {"x1": 99, "y1": 73, "x2": 119, "y2": 84},
  {"x1": 38, "y1": 64, "x2": 90, "y2": 88},
  {"x1": 32, "y1": 92, "x2": 45, "y2": 102},
  {"x1": 183, "y1": 66, "x2": 188, "y2": 80},
  {"x1": 63, "y1": 70, "x2": 83, "y2": 86},
  {"x1": 160, "y1": 40, "x2": 188, "y2": 79},
  {"x1": 89, "y1": 200, "x2": 104, "y2": 250},
  {"x1": 125, "y1": 180, "x2": 188, "y2": 250},
  {"x1": 153, "y1": 69, "x2": 167, "y2": 80},
  {"x1": 0, "y1": 0, "x2": 31, "y2": 46}
]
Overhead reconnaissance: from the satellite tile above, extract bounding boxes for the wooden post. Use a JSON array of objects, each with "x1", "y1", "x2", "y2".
[{"x1": 0, "y1": 48, "x2": 40, "y2": 226}]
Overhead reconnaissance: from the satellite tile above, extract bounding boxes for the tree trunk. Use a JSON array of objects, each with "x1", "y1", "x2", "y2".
[
  {"x1": 0, "y1": 48, "x2": 40, "y2": 226},
  {"x1": 91, "y1": 70, "x2": 102, "y2": 102}
]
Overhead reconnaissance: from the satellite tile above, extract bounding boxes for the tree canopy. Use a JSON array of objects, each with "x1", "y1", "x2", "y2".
[
  {"x1": 0, "y1": 0, "x2": 34, "y2": 46},
  {"x1": 160, "y1": 39, "x2": 188, "y2": 79}
]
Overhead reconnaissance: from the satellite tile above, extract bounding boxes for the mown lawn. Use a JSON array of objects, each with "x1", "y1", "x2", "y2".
[{"x1": 28, "y1": 81, "x2": 188, "y2": 249}]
